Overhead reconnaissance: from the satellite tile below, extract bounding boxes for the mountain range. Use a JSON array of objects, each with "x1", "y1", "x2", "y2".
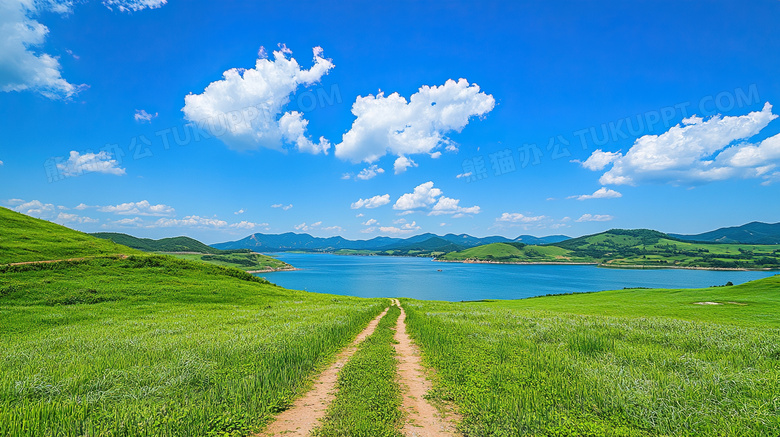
[
  {"x1": 670, "y1": 221, "x2": 780, "y2": 245},
  {"x1": 211, "y1": 232, "x2": 571, "y2": 252}
]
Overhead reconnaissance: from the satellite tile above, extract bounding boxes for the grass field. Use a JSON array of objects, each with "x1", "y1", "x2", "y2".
[
  {"x1": 315, "y1": 305, "x2": 403, "y2": 437},
  {"x1": 402, "y1": 274, "x2": 780, "y2": 436},
  {"x1": 0, "y1": 207, "x2": 141, "y2": 264},
  {"x1": 167, "y1": 252, "x2": 293, "y2": 272},
  {"x1": 0, "y1": 256, "x2": 384, "y2": 436}
]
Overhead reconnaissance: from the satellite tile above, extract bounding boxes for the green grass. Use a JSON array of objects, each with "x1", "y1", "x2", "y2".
[
  {"x1": 90, "y1": 232, "x2": 224, "y2": 254},
  {"x1": 167, "y1": 252, "x2": 292, "y2": 272},
  {"x1": 0, "y1": 207, "x2": 142, "y2": 264},
  {"x1": 0, "y1": 256, "x2": 384, "y2": 436},
  {"x1": 401, "y1": 275, "x2": 780, "y2": 436},
  {"x1": 441, "y1": 229, "x2": 780, "y2": 269},
  {"x1": 314, "y1": 305, "x2": 403, "y2": 437}
]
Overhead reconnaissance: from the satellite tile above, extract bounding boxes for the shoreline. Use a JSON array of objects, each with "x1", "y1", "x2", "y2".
[
  {"x1": 246, "y1": 266, "x2": 300, "y2": 274},
  {"x1": 433, "y1": 258, "x2": 780, "y2": 272}
]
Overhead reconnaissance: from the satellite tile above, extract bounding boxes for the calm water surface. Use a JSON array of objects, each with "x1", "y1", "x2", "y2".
[{"x1": 258, "y1": 253, "x2": 777, "y2": 301}]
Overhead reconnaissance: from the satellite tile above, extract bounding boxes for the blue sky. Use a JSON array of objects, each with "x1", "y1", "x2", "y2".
[{"x1": 2, "y1": 0, "x2": 779, "y2": 244}]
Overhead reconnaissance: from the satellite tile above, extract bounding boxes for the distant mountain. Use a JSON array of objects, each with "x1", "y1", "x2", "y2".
[
  {"x1": 670, "y1": 222, "x2": 780, "y2": 245},
  {"x1": 91, "y1": 232, "x2": 223, "y2": 254},
  {"x1": 515, "y1": 234, "x2": 570, "y2": 245},
  {"x1": 211, "y1": 232, "x2": 563, "y2": 252}
]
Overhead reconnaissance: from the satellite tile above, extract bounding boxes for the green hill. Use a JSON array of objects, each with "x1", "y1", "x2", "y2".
[
  {"x1": 0, "y1": 207, "x2": 141, "y2": 264},
  {"x1": 90, "y1": 232, "x2": 224, "y2": 254},
  {"x1": 441, "y1": 229, "x2": 780, "y2": 269}
]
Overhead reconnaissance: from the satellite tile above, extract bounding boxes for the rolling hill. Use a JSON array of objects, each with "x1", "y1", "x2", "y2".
[
  {"x1": 0, "y1": 207, "x2": 142, "y2": 264},
  {"x1": 441, "y1": 229, "x2": 780, "y2": 269},
  {"x1": 671, "y1": 221, "x2": 780, "y2": 244},
  {"x1": 91, "y1": 232, "x2": 224, "y2": 254}
]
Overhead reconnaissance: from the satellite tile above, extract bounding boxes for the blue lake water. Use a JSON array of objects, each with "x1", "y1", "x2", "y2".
[{"x1": 256, "y1": 253, "x2": 778, "y2": 302}]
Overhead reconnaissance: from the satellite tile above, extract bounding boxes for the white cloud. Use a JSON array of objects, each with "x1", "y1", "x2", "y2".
[
  {"x1": 102, "y1": 0, "x2": 167, "y2": 12},
  {"x1": 355, "y1": 165, "x2": 385, "y2": 180},
  {"x1": 572, "y1": 187, "x2": 623, "y2": 201},
  {"x1": 430, "y1": 151, "x2": 442, "y2": 159},
  {"x1": 14, "y1": 200, "x2": 56, "y2": 219},
  {"x1": 362, "y1": 218, "x2": 378, "y2": 226},
  {"x1": 428, "y1": 196, "x2": 481, "y2": 217},
  {"x1": 322, "y1": 225, "x2": 343, "y2": 232},
  {"x1": 57, "y1": 151, "x2": 126, "y2": 177},
  {"x1": 0, "y1": 0, "x2": 86, "y2": 99},
  {"x1": 355, "y1": 213, "x2": 364, "y2": 217},
  {"x1": 455, "y1": 172, "x2": 472, "y2": 179},
  {"x1": 99, "y1": 200, "x2": 175, "y2": 216},
  {"x1": 379, "y1": 221, "x2": 421, "y2": 234},
  {"x1": 496, "y1": 213, "x2": 547, "y2": 223},
  {"x1": 576, "y1": 214, "x2": 614, "y2": 222},
  {"x1": 56, "y1": 212, "x2": 98, "y2": 224},
  {"x1": 0, "y1": 160, "x2": 4, "y2": 166},
  {"x1": 104, "y1": 217, "x2": 145, "y2": 227},
  {"x1": 351, "y1": 194, "x2": 391, "y2": 209},
  {"x1": 393, "y1": 181, "x2": 442, "y2": 210},
  {"x1": 229, "y1": 220, "x2": 268, "y2": 230},
  {"x1": 393, "y1": 156, "x2": 418, "y2": 174},
  {"x1": 182, "y1": 46, "x2": 334, "y2": 153},
  {"x1": 393, "y1": 181, "x2": 479, "y2": 217},
  {"x1": 334, "y1": 78, "x2": 495, "y2": 164},
  {"x1": 234, "y1": 209, "x2": 245, "y2": 215},
  {"x1": 74, "y1": 203, "x2": 91, "y2": 210},
  {"x1": 279, "y1": 110, "x2": 331, "y2": 154},
  {"x1": 584, "y1": 103, "x2": 780, "y2": 185},
  {"x1": 152, "y1": 215, "x2": 228, "y2": 228},
  {"x1": 393, "y1": 218, "x2": 406, "y2": 224},
  {"x1": 271, "y1": 203, "x2": 293, "y2": 210},
  {"x1": 577, "y1": 150, "x2": 622, "y2": 171},
  {"x1": 134, "y1": 109, "x2": 158, "y2": 123},
  {"x1": 293, "y1": 221, "x2": 323, "y2": 231}
]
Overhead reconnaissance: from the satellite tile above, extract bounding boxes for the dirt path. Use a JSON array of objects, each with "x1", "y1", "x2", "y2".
[
  {"x1": 391, "y1": 299, "x2": 460, "y2": 437},
  {"x1": 258, "y1": 305, "x2": 390, "y2": 437}
]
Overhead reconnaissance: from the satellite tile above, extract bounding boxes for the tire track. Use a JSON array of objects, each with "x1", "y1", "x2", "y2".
[
  {"x1": 258, "y1": 305, "x2": 390, "y2": 437},
  {"x1": 391, "y1": 299, "x2": 460, "y2": 437}
]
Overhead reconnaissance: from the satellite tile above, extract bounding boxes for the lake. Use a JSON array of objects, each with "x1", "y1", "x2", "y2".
[{"x1": 257, "y1": 253, "x2": 778, "y2": 301}]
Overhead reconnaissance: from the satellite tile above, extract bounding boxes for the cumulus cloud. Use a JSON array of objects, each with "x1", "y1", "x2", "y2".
[
  {"x1": 182, "y1": 46, "x2": 334, "y2": 153},
  {"x1": 152, "y1": 215, "x2": 228, "y2": 228},
  {"x1": 134, "y1": 109, "x2": 157, "y2": 123},
  {"x1": 334, "y1": 78, "x2": 495, "y2": 164},
  {"x1": 56, "y1": 212, "x2": 98, "y2": 224},
  {"x1": 583, "y1": 103, "x2": 780, "y2": 185},
  {"x1": 271, "y1": 203, "x2": 293, "y2": 210},
  {"x1": 379, "y1": 221, "x2": 421, "y2": 234},
  {"x1": 393, "y1": 182, "x2": 443, "y2": 210},
  {"x1": 13, "y1": 200, "x2": 56, "y2": 219},
  {"x1": 362, "y1": 218, "x2": 378, "y2": 226},
  {"x1": 294, "y1": 221, "x2": 322, "y2": 232},
  {"x1": 393, "y1": 156, "x2": 418, "y2": 174},
  {"x1": 392, "y1": 181, "x2": 479, "y2": 217},
  {"x1": 576, "y1": 214, "x2": 614, "y2": 222},
  {"x1": 571, "y1": 187, "x2": 623, "y2": 201},
  {"x1": 98, "y1": 200, "x2": 175, "y2": 216},
  {"x1": 229, "y1": 220, "x2": 268, "y2": 230},
  {"x1": 0, "y1": 0, "x2": 86, "y2": 99},
  {"x1": 234, "y1": 209, "x2": 245, "y2": 215},
  {"x1": 355, "y1": 165, "x2": 385, "y2": 180},
  {"x1": 350, "y1": 194, "x2": 391, "y2": 209},
  {"x1": 57, "y1": 151, "x2": 126, "y2": 177},
  {"x1": 102, "y1": 0, "x2": 167, "y2": 13},
  {"x1": 496, "y1": 213, "x2": 547, "y2": 223}
]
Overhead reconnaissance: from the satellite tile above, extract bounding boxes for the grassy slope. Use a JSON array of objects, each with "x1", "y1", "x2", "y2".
[
  {"x1": 0, "y1": 209, "x2": 384, "y2": 436},
  {"x1": 0, "y1": 257, "x2": 384, "y2": 437},
  {"x1": 441, "y1": 229, "x2": 780, "y2": 269},
  {"x1": 315, "y1": 306, "x2": 403, "y2": 437},
  {"x1": 90, "y1": 232, "x2": 223, "y2": 254},
  {"x1": 167, "y1": 252, "x2": 293, "y2": 272},
  {"x1": 0, "y1": 207, "x2": 142, "y2": 264},
  {"x1": 402, "y1": 275, "x2": 780, "y2": 436}
]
